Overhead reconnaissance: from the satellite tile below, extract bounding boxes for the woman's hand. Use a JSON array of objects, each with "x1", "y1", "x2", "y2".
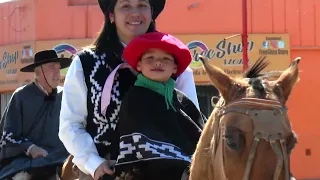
[{"x1": 94, "y1": 160, "x2": 114, "y2": 180}]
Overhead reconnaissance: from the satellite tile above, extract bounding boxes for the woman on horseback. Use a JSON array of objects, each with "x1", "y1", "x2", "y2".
[
  {"x1": 113, "y1": 31, "x2": 204, "y2": 180},
  {"x1": 59, "y1": 0, "x2": 200, "y2": 179}
]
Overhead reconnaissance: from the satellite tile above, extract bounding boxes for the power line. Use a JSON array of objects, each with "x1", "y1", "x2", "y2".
[{"x1": 1, "y1": 5, "x2": 30, "y2": 33}]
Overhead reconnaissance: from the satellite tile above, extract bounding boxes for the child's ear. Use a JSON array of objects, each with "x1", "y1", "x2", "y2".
[{"x1": 137, "y1": 61, "x2": 142, "y2": 71}]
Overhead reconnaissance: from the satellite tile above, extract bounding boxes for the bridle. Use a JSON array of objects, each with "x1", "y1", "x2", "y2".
[{"x1": 212, "y1": 97, "x2": 291, "y2": 180}]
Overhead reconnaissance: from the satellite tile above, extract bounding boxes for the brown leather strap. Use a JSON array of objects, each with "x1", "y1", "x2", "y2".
[
  {"x1": 270, "y1": 140, "x2": 283, "y2": 180},
  {"x1": 243, "y1": 134, "x2": 261, "y2": 180}
]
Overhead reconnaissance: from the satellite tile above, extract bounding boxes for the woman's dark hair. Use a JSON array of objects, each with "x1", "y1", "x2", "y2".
[{"x1": 92, "y1": 0, "x2": 156, "y2": 56}]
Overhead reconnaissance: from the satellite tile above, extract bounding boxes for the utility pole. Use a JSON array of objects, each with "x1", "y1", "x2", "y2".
[{"x1": 242, "y1": 0, "x2": 248, "y2": 71}]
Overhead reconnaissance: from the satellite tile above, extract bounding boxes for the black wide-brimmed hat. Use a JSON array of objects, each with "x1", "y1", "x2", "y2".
[
  {"x1": 20, "y1": 50, "x2": 72, "y2": 72},
  {"x1": 98, "y1": 0, "x2": 166, "y2": 20}
]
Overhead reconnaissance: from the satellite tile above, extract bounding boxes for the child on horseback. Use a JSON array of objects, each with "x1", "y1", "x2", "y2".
[{"x1": 112, "y1": 31, "x2": 205, "y2": 180}]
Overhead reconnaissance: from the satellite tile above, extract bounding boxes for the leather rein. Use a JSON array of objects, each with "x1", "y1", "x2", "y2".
[{"x1": 212, "y1": 97, "x2": 290, "y2": 180}]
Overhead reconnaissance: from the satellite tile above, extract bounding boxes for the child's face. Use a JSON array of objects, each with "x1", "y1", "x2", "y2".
[{"x1": 137, "y1": 48, "x2": 177, "y2": 82}]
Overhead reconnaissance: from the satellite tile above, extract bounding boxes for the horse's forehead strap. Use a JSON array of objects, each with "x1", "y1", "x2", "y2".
[
  {"x1": 217, "y1": 98, "x2": 289, "y2": 141},
  {"x1": 225, "y1": 98, "x2": 284, "y2": 109}
]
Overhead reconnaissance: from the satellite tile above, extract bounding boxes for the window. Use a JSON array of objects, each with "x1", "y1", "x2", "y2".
[
  {"x1": 0, "y1": 92, "x2": 13, "y2": 118},
  {"x1": 196, "y1": 85, "x2": 219, "y2": 118}
]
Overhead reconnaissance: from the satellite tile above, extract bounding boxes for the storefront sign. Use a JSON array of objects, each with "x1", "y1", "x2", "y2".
[
  {"x1": 0, "y1": 42, "x2": 35, "y2": 92},
  {"x1": 0, "y1": 51, "x2": 18, "y2": 70},
  {"x1": 174, "y1": 34, "x2": 290, "y2": 84},
  {"x1": 21, "y1": 45, "x2": 34, "y2": 64},
  {"x1": 0, "y1": 39, "x2": 94, "y2": 92}
]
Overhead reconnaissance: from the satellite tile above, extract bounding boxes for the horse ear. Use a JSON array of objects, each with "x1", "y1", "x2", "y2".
[
  {"x1": 199, "y1": 56, "x2": 236, "y2": 101},
  {"x1": 275, "y1": 57, "x2": 301, "y2": 101}
]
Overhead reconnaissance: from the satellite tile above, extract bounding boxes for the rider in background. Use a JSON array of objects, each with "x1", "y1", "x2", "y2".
[
  {"x1": 113, "y1": 31, "x2": 204, "y2": 180},
  {"x1": 0, "y1": 50, "x2": 71, "y2": 180},
  {"x1": 59, "y1": 0, "x2": 199, "y2": 179}
]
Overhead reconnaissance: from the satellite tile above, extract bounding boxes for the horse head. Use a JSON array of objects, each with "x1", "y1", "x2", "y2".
[{"x1": 190, "y1": 56, "x2": 300, "y2": 180}]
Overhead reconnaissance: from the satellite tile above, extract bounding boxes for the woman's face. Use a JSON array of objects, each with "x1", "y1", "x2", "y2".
[{"x1": 110, "y1": 0, "x2": 153, "y2": 44}]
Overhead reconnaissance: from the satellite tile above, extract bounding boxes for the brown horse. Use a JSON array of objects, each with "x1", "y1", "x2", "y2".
[{"x1": 189, "y1": 56, "x2": 300, "y2": 180}]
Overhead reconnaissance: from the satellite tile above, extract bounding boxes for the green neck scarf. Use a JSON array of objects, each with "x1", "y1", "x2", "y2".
[{"x1": 134, "y1": 74, "x2": 176, "y2": 111}]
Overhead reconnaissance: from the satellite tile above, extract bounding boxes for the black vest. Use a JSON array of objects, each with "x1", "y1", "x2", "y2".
[{"x1": 78, "y1": 48, "x2": 137, "y2": 159}]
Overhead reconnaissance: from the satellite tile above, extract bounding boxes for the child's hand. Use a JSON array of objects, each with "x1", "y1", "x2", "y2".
[
  {"x1": 28, "y1": 145, "x2": 48, "y2": 159},
  {"x1": 94, "y1": 160, "x2": 114, "y2": 180}
]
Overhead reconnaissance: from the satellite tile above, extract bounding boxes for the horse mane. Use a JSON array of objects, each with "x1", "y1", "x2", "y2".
[{"x1": 243, "y1": 56, "x2": 269, "y2": 78}]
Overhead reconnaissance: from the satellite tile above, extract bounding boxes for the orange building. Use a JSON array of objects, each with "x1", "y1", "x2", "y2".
[{"x1": 0, "y1": 0, "x2": 319, "y2": 178}]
